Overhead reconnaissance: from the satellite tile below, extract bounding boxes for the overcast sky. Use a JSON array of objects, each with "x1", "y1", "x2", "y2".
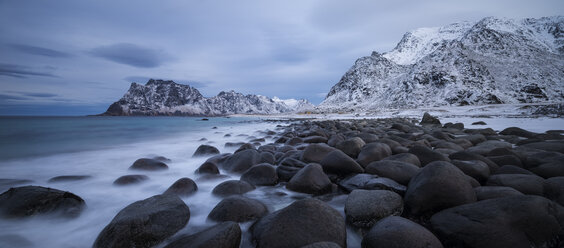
[{"x1": 0, "y1": 0, "x2": 562, "y2": 115}]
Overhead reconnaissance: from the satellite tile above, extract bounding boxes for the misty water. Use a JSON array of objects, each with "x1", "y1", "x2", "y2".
[{"x1": 0, "y1": 116, "x2": 354, "y2": 248}]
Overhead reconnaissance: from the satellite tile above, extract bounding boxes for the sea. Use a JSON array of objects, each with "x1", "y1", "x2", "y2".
[{"x1": 0, "y1": 116, "x2": 332, "y2": 248}]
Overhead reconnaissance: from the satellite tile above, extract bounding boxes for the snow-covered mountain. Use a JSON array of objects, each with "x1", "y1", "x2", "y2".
[
  {"x1": 319, "y1": 16, "x2": 564, "y2": 111},
  {"x1": 102, "y1": 79, "x2": 313, "y2": 116}
]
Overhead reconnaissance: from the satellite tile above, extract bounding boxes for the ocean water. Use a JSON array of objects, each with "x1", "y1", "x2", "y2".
[{"x1": 0, "y1": 116, "x2": 330, "y2": 248}]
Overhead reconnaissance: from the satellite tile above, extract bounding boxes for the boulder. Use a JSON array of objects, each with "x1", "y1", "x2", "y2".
[
  {"x1": 404, "y1": 161, "x2": 476, "y2": 216},
  {"x1": 276, "y1": 165, "x2": 302, "y2": 182},
  {"x1": 544, "y1": 176, "x2": 564, "y2": 205},
  {"x1": 163, "y1": 178, "x2": 198, "y2": 196},
  {"x1": 365, "y1": 160, "x2": 421, "y2": 185},
  {"x1": 303, "y1": 136, "x2": 328, "y2": 144},
  {"x1": 493, "y1": 165, "x2": 533, "y2": 175},
  {"x1": 320, "y1": 150, "x2": 364, "y2": 175},
  {"x1": 449, "y1": 151, "x2": 499, "y2": 172},
  {"x1": 474, "y1": 186, "x2": 524, "y2": 201},
  {"x1": 259, "y1": 152, "x2": 276, "y2": 164},
  {"x1": 212, "y1": 180, "x2": 255, "y2": 197},
  {"x1": 487, "y1": 155, "x2": 523, "y2": 167},
  {"x1": 499, "y1": 127, "x2": 538, "y2": 138},
  {"x1": 221, "y1": 149, "x2": 261, "y2": 173},
  {"x1": 234, "y1": 143, "x2": 256, "y2": 153},
  {"x1": 93, "y1": 194, "x2": 190, "y2": 248},
  {"x1": 240, "y1": 164, "x2": 278, "y2": 186},
  {"x1": 356, "y1": 143, "x2": 392, "y2": 167},
  {"x1": 164, "y1": 221, "x2": 241, "y2": 248},
  {"x1": 430, "y1": 195, "x2": 564, "y2": 248},
  {"x1": 338, "y1": 174, "x2": 406, "y2": 195},
  {"x1": 451, "y1": 160, "x2": 490, "y2": 183},
  {"x1": 486, "y1": 174, "x2": 545, "y2": 195},
  {"x1": 301, "y1": 241, "x2": 342, "y2": 248},
  {"x1": 0, "y1": 186, "x2": 85, "y2": 218},
  {"x1": 193, "y1": 145, "x2": 220, "y2": 157},
  {"x1": 113, "y1": 175, "x2": 149, "y2": 185},
  {"x1": 362, "y1": 216, "x2": 443, "y2": 248},
  {"x1": 345, "y1": 190, "x2": 403, "y2": 228},
  {"x1": 195, "y1": 161, "x2": 220, "y2": 175},
  {"x1": 208, "y1": 196, "x2": 268, "y2": 222},
  {"x1": 251, "y1": 199, "x2": 346, "y2": 248},
  {"x1": 336, "y1": 137, "x2": 365, "y2": 158},
  {"x1": 382, "y1": 153, "x2": 421, "y2": 167},
  {"x1": 458, "y1": 134, "x2": 487, "y2": 145},
  {"x1": 466, "y1": 140, "x2": 513, "y2": 156},
  {"x1": 301, "y1": 143, "x2": 336, "y2": 163},
  {"x1": 522, "y1": 141, "x2": 564, "y2": 153},
  {"x1": 408, "y1": 145, "x2": 450, "y2": 166},
  {"x1": 129, "y1": 158, "x2": 168, "y2": 171},
  {"x1": 286, "y1": 164, "x2": 332, "y2": 195},
  {"x1": 471, "y1": 121, "x2": 487, "y2": 125},
  {"x1": 47, "y1": 175, "x2": 92, "y2": 183},
  {"x1": 530, "y1": 161, "x2": 564, "y2": 178},
  {"x1": 420, "y1": 112, "x2": 441, "y2": 125}
]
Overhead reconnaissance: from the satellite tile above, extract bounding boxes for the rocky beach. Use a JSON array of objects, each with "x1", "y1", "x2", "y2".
[{"x1": 1, "y1": 113, "x2": 564, "y2": 247}]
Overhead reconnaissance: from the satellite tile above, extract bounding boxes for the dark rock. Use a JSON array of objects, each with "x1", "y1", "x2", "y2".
[
  {"x1": 451, "y1": 160, "x2": 490, "y2": 182},
  {"x1": 404, "y1": 161, "x2": 476, "y2": 216},
  {"x1": 365, "y1": 160, "x2": 421, "y2": 185},
  {"x1": 234, "y1": 143, "x2": 256, "y2": 153},
  {"x1": 382, "y1": 153, "x2": 421, "y2": 167},
  {"x1": 163, "y1": 178, "x2": 198, "y2": 196},
  {"x1": 466, "y1": 140, "x2": 513, "y2": 155},
  {"x1": 356, "y1": 143, "x2": 392, "y2": 167},
  {"x1": 345, "y1": 189, "x2": 403, "y2": 228},
  {"x1": 301, "y1": 143, "x2": 336, "y2": 163},
  {"x1": 0, "y1": 186, "x2": 85, "y2": 218},
  {"x1": 487, "y1": 154, "x2": 523, "y2": 167},
  {"x1": 408, "y1": 145, "x2": 450, "y2": 166},
  {"x1": 240, "y1": 164, "x2": 278, "y2": 186},
  {"x1": 544, "y1": 177, "x2": 564, "y2": 205},
  {"x1": 303, "y1": 136, "x2": 328, "y2": 143},
  {"x1": 531, "y1": 161, "x2": 564, "y2": 178},
  {"x1": 193, "y1": 145, "x2": 220, "y2": 157},
  {"x1": 449, "y1": 151, "x2": 499, "y2": 172},
  {"x1": 129, "y1": 158, "x2": 168, "y2": 171},
  {"x1": 279, "y1": 157, "x2": 307, "y2": 168},
  {"x1": 430, "y1": 195, "x2": 564, "y2": 248},
  {"x1": 285, "y1": 137, "x2": 304, "y2": 146},
  {"x1": 355, "y1": 133, "x2": 380, "y2": 143},
  {"x1": 251, "y1": 198, "x2": 346, "y2": 248},
  {"x1": 474, "y1": 186, "x2": 524, "y2": 201},
  {"x1": 458, "y1": 134, "x2": 487, "y2": 145},
  {"x1": 259, "y1": 152, "x2": 276, "y2": 164},
  {"x1": 464, "y1": 128, "x2": 497, "y2": 136},
  {"x1": 336, "y1": 137, "x2": 365, "y2": 158},
  {"x1": 320, "y1": 150, "x2": 364, "y2": 175},
  {"x1": 338, "y1": 174, "x2": 406, "y2": 195},
  {"x1": 328, "y1": 134, "x2": 346, "y2": 147},
  {"x1": 206, "y1": 153, "x2": 232, "y2": 167},
  {"x1": 499, "y1": 127, "x2": 538, "y2": 138},
  {"x1": 195, "y1": 161, "x2": 220, "y2": 175},
  {"x1": 522, "y1": 151, "x2": 564, "y2": 168},
  {"x1": 420, "y1": 112, "x2": 441, "y2": 125},
  {"x1": 164, "y1": 221, "x2": 241, "y2": 248},
  {"x1": 486, "y1": 174, "x2": 545, "y2": 195},
  {"x1": 113, "y1": 175, "x2": 149, "y2": 185},
  {"x1": 212, "y1": 180, "x2": 255, "y2": 197},
  {"x1": 471, "y1": 121, "x2": 487, "y2": 125},
  {"x1": 362, "y1": 216, "x2": 443, "y2": 248},
  {"x1": 493, "y1": 164, "x2": 533, "y2": 175},
  {"x1": 48, "y1": 175, "x2": 92, "y2": 183},
  {"x1": 208, "y1": 195, "x2": 268, "y2": 222},
  {"x1": 221, "y1": 149, "x2": 260, "y2": 173},
  {"x1": 93, "y1": 194, "x2": 190, "y2": 248},
  {"x1": 451, "y1": 138, "x2": 474, "y2": 149},
  {"x1": 286, "y1": 164, "x2": 332, "y2": 195},
  {"x1": 276, "y1": 165, "x2": 301, "y2": 182},
  {"x1": 301, "y1": 241, "x2": 342, "y2": 248}
]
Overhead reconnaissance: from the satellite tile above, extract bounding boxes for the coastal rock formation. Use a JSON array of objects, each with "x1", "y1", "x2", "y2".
[
  {"x1": 319, "y1": 16, "x2": 564, "y2": 111},
  {"x1": 102, "y1": 79, "x2": 314, "y2": 116}
]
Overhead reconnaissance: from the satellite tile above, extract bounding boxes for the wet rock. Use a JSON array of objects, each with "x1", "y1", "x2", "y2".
[
  {"x1": 113, "y1": 175, "x2": 149, "y2": 185},
  {"x1": 303, "y1": 136, "x2": 328, "y2": 143},
  {"x1": 449, "y1": 151, "x2": 499, "y2": 172},
  {"x1": 486, "y1": 174, "x2": 545, "y2": 195},
  {"x1": 48, "y1": 175, "x2": 92, "y2": 183},
  {"x1": 420, "y1": 112, "x2": 441, "y2": 125},
  {"x1": 336, "y1": 137, "x2": 365, "y2": 158},
  {"x1": 301, "y1": 143, "x2": 336, "y2": 163},
  {"x1": 221, "y1": 149, "x2": 261, "y2": 173},
  {"x1": 451, "y1": 160, "x2": 490, "y2": 183},
  {"x1": 382, "y1": 153, "x2": 421, "y2": 167},
  {"x1": 362, "y1": 216, "x2": 443, "y2": 248},
  {"x1": 241, "y1": 163, "x2": 278, "y2": 186},
  {"x1": 466, "y1": 140, "x2": 513, "y2": 155},
  {"x1": 404, "y1": 161, "x2": 476, "y2": 216},
  {"x1": 493, "y1": 164, "x2": 533, "y2": 175},
  {"x1": 471, "y1": 121, "x2": 487, "y2": 125},
  {"x1": 212, "y1": 180, "x2": 255, "y2": 197},
  {"x1": 499, "y1": 127, "x2": 538, "y2": 138},
  {"x1": 458, "y1": 134, "x2": 487, "y2": 145},
  {"x1": 530, "y1": 161, "x2": 564, "y2": 178},
  {"x1": 195, "y1": 161, "x2": 220, "y2": 175},
  {"x1": 345, "y1": 189, "x2": 403, "y2": 228},
  {"x1": 129, "y1": 158, "x2": 168, "y2": 171},
  {"x1": 193, "y1": 145, "x2": 220, "y2": 157},
  {"x1": 286, "y1": 164, "x2": 332, "y2": 195},
  {"x1": 259, "y1": 152, "x2": 275, "y2": 164},
  {"x1": 320, "y1": 150, "x2": 364, "y2": 175},
  {"x1": 0, "y1": 186, "x2": 85, "y2": 218},
  {"x1": 163, "y1": 178, "x2": 198, "y2": 196},
  {"x1": 356, "y1": 143, "x2": 392, "y2": 167},
  {"x1": 164, "y1": 221, "x2": 241, "y2": 248},
  {"x1": 430, "y1": 195, "x2": 564, "y2": 248},
  {"x1": 93, "y1": 194, "x2": 190, "y2": 248},
  {"x1": 544, "y1": 177, "x2": 564, "y2": 206},
  {"x1": 208, "y1": 196, "x2": 268, "y2": 222},
  {"x1": 285, "y1": 137, "x2": 304, "y2": 146},
  {"x1": 276, "y1": 165, "x2": 301, "y2": 182},
  {"x1": 487, "y1": 154, "x2": 523, "y2": 167},
  {"x1": 408, "y1": 145, "x2": 450, "y2": 166},
  {"x1": 338, "y1": 174, "x2": 406, "y2": 195},
  {"x1": 234, "y1": 143, "x2": 256, "y2": 153},
  {"x1": 301, "y1": 241, "x2": 342, "y2": 248},
  {"x1": 206, "y1": 153, "x2": 232, "y2": 167},
  {"x1": 251, "y1": 198, "x2": 346, "y2": 248},
  {"x1": 365, "y1": 160, "x2": 421, "y2": 185},
  {"x1": 279, "y1": 157, "x2": 307, "y2": 168},
  {"x1": 474, "y1": 186, "x2": 524, "y2": 201}
]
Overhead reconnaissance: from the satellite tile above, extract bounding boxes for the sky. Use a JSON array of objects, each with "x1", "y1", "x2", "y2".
[{"x1": 0, "y1": 0, "x2": 562, "y2": 115}]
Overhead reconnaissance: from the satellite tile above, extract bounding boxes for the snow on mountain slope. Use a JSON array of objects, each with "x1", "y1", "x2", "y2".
[
  {"x1": 319, "y1": 16, "x2": 564, "y2": 112},
  {"x1": 102, "y1": 79, "x2": 313, "y2": 116}
]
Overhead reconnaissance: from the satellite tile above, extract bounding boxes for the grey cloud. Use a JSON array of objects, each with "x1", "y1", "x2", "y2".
[
  {"x1": 90, "y1": 43, "x2": 169, "y2": 68},
  {"x1": 0, "y1": 63, "x2": 58, "y2": 78},
  {"x1": 9, "y1": 44, "x2": 71, "y2": 58},
  {"x1": 0, "y1": 94, "x2": 30, "y2": 101},
  {"x1": 21, "y1": 92, "x2": 58, "y2": 98}
]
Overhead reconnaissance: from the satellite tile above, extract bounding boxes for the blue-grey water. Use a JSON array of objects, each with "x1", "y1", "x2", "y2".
[{"x1": 0, "y1": 116, "x2": 351, "y2": 248}]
